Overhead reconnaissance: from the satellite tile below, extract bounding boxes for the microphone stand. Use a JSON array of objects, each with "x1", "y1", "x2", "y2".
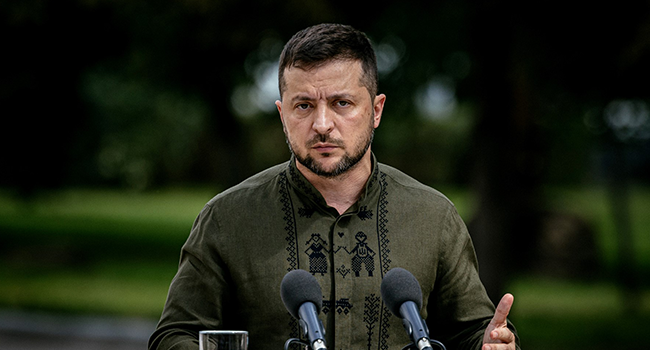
[
  {"x1": 284, "y1": 338, "x2": 309, "y2": 350},
  {"x1": 286, "y1": 334, "x2": 446, "y2": 349},
  {"x1": 400, "y1": 339, "x2": 447, "y2": 350}
]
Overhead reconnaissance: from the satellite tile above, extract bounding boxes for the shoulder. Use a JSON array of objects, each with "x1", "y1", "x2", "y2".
[
  {"x1": 377, "y1": 162, "x2": 455, "y2": 210},
  {"x1": 205, "y1": 161, "x2": 289, "y2": 208}
]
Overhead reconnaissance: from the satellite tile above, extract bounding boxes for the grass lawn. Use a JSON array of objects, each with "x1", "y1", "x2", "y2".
[
  {"x1": 0, "y1": 187, "x2": 214, "y2": 318},
  {"x1": 1, "y1": 185, "x2": 649, "y2": 349}
]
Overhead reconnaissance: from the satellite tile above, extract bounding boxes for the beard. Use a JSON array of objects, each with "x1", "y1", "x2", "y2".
[{"x1": 286, "y1": 118, "x2": 375, "y2": 179}]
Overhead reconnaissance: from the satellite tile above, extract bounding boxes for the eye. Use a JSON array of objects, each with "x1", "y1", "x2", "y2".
[
  {"x1": 296, "y1": 103, "x2": 311, "y2": 110},
  {"x1": 336, "y1": 100, "x2": 350, "y2": 107}
]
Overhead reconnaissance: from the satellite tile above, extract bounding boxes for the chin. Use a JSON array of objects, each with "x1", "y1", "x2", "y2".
[{"x1": 315, "y1": 160, "x2": 340, "y2": 172}]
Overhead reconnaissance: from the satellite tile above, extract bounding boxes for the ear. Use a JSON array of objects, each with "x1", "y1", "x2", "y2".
[
  {"x1": 276, "y1": 100, "x2": 288, "y2": 134},
  {"x1": 372, "y1": 94, "x2": 386, "y2": 128},
  {"x1": 275, "y1": 100, "x2": 284, "y2": 124}
]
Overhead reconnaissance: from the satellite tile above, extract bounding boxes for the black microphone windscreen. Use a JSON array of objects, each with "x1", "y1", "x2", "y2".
[
  {"x1": 380, "y1": 267, "x2": 423, "y2": 316},
  {"x1": 280, "y1": 269, "x2": 323, "y2": 319}
]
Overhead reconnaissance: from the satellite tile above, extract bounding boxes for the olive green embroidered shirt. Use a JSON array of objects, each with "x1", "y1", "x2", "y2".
[{"x1": 149, "y1": 155, "x2": 519, "y2": 350}]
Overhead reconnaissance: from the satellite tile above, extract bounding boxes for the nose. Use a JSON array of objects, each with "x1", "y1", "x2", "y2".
[{"x1": 312, "y1": 104, "x2": 334, "y2": 135}]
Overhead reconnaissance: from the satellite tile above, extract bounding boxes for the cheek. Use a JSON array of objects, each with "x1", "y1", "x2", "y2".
[
  {"x1": 281, "y1": 120, "x2": 304, "y2": 142},
  {"x1": 285, "y1": 117, "x2": 312, "y2": 133}
]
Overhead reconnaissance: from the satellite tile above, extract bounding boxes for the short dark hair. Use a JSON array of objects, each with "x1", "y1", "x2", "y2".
[{"x1": 278, "y1": 23, "x2": 378, "y2": 99}]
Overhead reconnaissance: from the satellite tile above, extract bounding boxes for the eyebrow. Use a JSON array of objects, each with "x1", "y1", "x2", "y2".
[
  {"x1": 290, "y1": 95, "x2": 313, "y2": 104},
  {"x1": 330, "y1": 93, "x2": 355, "y2": 101},
  {"x1": 289, "y1": 93, "x2": 355, "y2": 104}
]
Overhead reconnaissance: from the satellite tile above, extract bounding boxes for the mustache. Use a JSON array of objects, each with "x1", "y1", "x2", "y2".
[{"x1": 306, "y1": 134, "x2": 344, "y2": 148}]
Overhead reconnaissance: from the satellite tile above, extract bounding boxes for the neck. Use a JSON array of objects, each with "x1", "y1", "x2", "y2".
[{"x1": 297, "y1": 152, "x2": 373, "y2": 215}]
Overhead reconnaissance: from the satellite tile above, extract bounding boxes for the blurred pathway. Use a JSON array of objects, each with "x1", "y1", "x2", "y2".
[{"x1": 0, "y1": 309, "x2": 157, "y2": 350}]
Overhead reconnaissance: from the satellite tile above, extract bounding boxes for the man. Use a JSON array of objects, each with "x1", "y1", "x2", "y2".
[{"x1": 149, "y1": 23, "x2": 520, "y2": 350}]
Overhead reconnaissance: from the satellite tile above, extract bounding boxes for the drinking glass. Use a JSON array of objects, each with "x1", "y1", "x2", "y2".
[{"x1": 199, "y1": 330, "x2": 248, "y2": 350}]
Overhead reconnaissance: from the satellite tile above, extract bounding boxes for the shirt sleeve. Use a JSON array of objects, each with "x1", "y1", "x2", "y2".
[
  {"x1": 425, "y1": 205, "x2": 520, "y2": 349},
  {"x1": 149, "y1": 203, "x2": 232, "y2": 350}
]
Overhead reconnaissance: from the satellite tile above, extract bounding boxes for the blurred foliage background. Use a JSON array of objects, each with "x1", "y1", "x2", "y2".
[{"x1": 1, "y1": 0, "x2": 650, "y2": 349}]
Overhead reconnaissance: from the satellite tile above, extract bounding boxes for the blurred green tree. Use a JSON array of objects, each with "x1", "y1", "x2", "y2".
[{"x1": 2, "y1": 0, "x2": 650, "y2": 302}]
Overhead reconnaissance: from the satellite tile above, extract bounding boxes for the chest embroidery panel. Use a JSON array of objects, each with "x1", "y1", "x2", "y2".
[{"x1": 279, "y1": 171, "x2": 395, "y2": 350}]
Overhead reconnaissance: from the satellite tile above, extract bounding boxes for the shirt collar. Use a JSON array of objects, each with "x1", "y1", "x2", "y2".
[{"x1": 286, "y1": 153, "x2": 380, "y2": 216}]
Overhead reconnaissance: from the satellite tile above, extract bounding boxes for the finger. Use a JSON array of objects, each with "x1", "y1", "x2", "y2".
[
  {"x1": 490, "y1": 328, "x2": 515, "y2": 344},
  {"x1": 483, "y1": 343, "x2": 515, "y2": 350},
  {"x1": 491, "y1": 293, "x2": 514, "y2": 326}
]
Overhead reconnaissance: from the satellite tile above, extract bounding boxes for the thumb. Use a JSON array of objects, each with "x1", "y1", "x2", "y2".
[{"x1": 491, "y1": 293, "x2": 514, "y2": 326}]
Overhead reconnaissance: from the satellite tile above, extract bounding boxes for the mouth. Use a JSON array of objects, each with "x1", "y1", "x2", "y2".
[{"x1": 312, "y1": 143, "x2": 338, "y2": 153}]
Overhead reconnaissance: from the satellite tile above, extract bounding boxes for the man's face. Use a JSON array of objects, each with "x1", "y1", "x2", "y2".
[{"x1": 276, "y1": 60, "x2": 385, "y2": 178}]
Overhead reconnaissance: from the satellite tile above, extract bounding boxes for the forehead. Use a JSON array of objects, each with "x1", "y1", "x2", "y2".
[{"x1": 282, "y1": 60, "x2": 365, "y2": 98}]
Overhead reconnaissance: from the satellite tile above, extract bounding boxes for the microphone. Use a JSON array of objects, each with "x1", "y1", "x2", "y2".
[
  {"x1": 280, "y1": 269, "x2": 327, "y2": 350},
  {"x1": 380, "y1": 268, "x2": 445, "y2": 350}
]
